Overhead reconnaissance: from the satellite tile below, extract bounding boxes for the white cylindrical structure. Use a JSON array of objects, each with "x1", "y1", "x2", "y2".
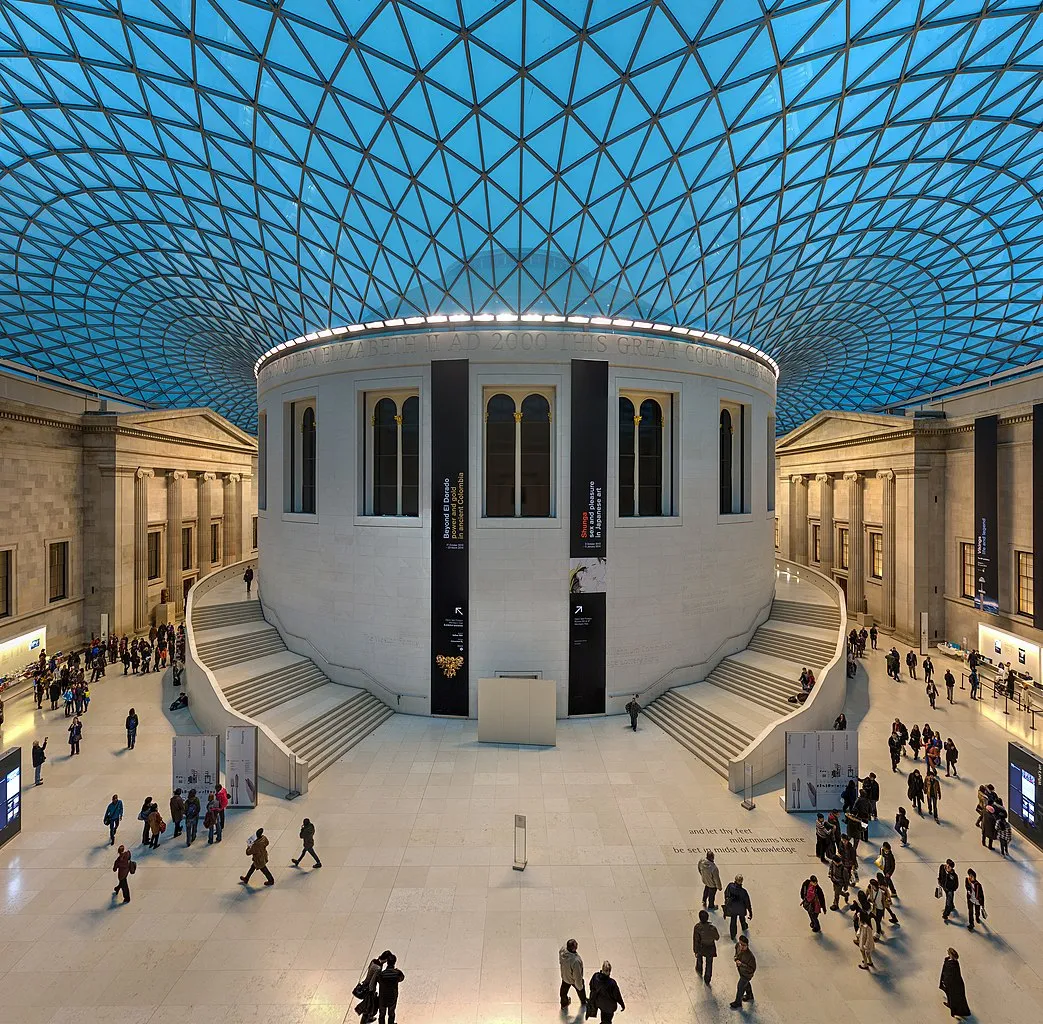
[{"x1": 256, "y1": 322, "x2": 777, "y2": 718}]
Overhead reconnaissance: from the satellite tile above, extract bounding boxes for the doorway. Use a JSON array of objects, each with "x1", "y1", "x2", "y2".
[{"x1": 183, "y1": 576, "x2": 196, "y2": 608}]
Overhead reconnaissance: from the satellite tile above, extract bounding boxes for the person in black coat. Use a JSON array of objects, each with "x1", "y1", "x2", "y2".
[
  {"x1": 940, "y1": 948, "x2": 971, "y2": 1018},
  {"x1": 723, "y1": 875, "x2": 753, "y2": 940},
  {"x1": 376, "y1": 951, "x2": 404, "y2": 1024},
  {"x1": 586, "y1": 962, "x2": 625, "y2": 1022},
  {"x1": 841, "y1": 779, "x2": 857, "y2": 813}
]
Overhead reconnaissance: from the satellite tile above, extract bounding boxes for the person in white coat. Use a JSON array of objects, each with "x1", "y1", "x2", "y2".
[{"x1": 698, "y1": 850, "x2": 723, "y2": 910}]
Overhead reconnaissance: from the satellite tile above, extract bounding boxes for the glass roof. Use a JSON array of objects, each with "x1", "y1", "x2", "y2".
[{"x1": 1, "y1": 1, "x2": 1042, "y2": 430}]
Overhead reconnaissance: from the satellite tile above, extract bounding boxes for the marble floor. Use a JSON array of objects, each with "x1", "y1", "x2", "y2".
[{"x1": 0, "y1": 637, "x2": 1039, "y2": 1023}]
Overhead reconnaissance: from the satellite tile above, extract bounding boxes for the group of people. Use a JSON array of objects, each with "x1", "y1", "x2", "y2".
[
  {"x1": 975, "y1": 784, "x2": 1013, "y2": 857},
  {"x1": 117, "y1": 623, "x2": 186, "y2": 675}
]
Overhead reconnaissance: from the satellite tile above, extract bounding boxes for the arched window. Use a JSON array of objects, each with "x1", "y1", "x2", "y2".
[
  {"x1": 619, "y1": 391, "x2": 672, "y2": 516},
  {"x1": 484, "y1": 388, "x2": 555, "y2": 517},
  {"x1": 365, "y1": 391, "x2": 420, "y2": 517},
  {"x1": 485, "y1": 393, "x2": 516, "y2": 517},
  {"x1": 301, "y1": 406, "x2": 316, "y2": 514},
  {"x1": 719, "y1": 408, "x2": 733, "y2": 514}
]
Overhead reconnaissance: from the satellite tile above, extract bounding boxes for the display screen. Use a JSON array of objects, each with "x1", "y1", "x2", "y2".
[
  {"x1": 0, "y1": 747, "x2": 21, "y2": 849},
  {"x1": 1009, "y1": 741, "x2": 1043, "y2": 849}
]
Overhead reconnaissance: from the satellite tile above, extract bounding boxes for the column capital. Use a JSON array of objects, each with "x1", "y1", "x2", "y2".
[
  {"x1": 878, "y1": 469, "x2": 895, "y2": 481},
  {"x1": 135, "y1": 467, "x2": 154, "y2": 480},
  {"x1": 843, "y1": 471, "x2": 861, "y2": 482},
  {"x1": 170, "y1": 470, "x2": 189, "y2": 481},
  {"x1": 791, "y1": 474, "x2": 806, "y2": 485},
  {"x1": 201, "y1": 472, "x2": 217, "y2": 481},
  {"x1": 815, "y1": 473, "x2": 831, "y2": 483},
  {"x1": 225, "y1": 472, "x2": 241, "y2": 483}
]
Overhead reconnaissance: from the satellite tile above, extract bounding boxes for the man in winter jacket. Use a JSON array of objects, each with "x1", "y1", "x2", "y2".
[
  {"x1": 169, "y1": 789, "x2": 186, "y2": 838},
  {"x1": 693, "y1": 909, "x2": 720, "y2": 983},
  {"x1": 828, "y1": 855, "x2": 850, "y2": 909},
  {"x1": 926, "y1": 773, "x2": 942, "y2": 821},
  {"x1": 240, "y1": 827, "x2": 274, "y2": 886},
  {"x1": 965, "y1": 869, "x2": 985, "y2": 931},
  {"x1": 377, "y1": 950, "x2": 404, "y2": 1024},
  {"x1": 800, "y1": 875, "x2": 827, "y2": 932},
  {"x1": 292, "y1": 817, "x2": 322, "y2": 868},
  {"x1": 723, "y1": 875, "x2": 753, "y2": 940},
  {"x1": 698, "y1": 850, "x2": 723, "y2": 909},
  {"x1": 184, "y1": 788, "x2": 201, "y2": 846},
  {"x1": 31, "y1": 737, "x2": 47, "y2": 785},
  {"x1": 112, "y1": 845, "x2": 133, "y2": 903},
  {"x1": 558, "y1": 938, "x2": 586, "y2": 1008},
  {"x1": 587, "y1": 961, "x2": 625, "y2": 1021},
  {"x1": 939, "y1": 859, "x2": 959, "y2": 921},
  {"x1": 729, "y1": 936, "x2": 756, "y2": 1008}
]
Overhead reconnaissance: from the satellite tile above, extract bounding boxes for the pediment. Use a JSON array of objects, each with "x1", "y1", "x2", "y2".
[
  {"x1": 117, "y1": 408, "x2": 256, "y2": 449},
  {"x1": 776, "y1": 411, "x2": 912, "y2": 452}
]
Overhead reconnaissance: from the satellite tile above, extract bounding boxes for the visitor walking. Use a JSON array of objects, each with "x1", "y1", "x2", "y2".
[
  {"x1": 965, "y1": 869, "x2": 985, "y2": 931},
  {"x1": 693, "y1": 909, "x2": 720, "y2": 984},
  {"x1": 624, "y1": 694, "x2": 641, "y2": 731},
  {"x1": 894, "y1": 807, "x2": 910, "y2": 846},
  {"x1": 146, "y1": 802, "x2": 164, "y2": 849},
  {"x1": 104, "y1": 794, "x2": 124, "y2": 845},
  {"x1": 67, "y1": 716, "x2": 82, "y2": 755},
  {"x1": 729, "y1": 935, "x2": 756, "y2": 1009},
  {"x1": 558, "y1": 938, "x2": 586, "y2": 1008},
  {"x1": 996, "y1": 808, "x2": 1012, "y2": 857},
  {"x1": 828, "y1": 854, "x2": 850, "y2": 910},
  {"x1": 939, "y1": 859, "x2": 959, "y2": 922},
  {"x1": 240, "y1": 827, "x2": 275, "y2": 886},
  {"x1": 927, "y1": 679, "x2": 938, "y2": 709},
  {"x1": 698, "y1": 850, "x2": 723, "y2": 908},
  {"x1": 125, "y1": 708, "x2": 138, "y2": 749},
  {"x1": 111, "y1": 844, "x2": 134, "y2": 904},
  {"x1": 926, "y1": 772, "x2": 942, "y2": 822},
  {"x1": 944, "y1": 668, "x2": 956, "y2": 702},
  {"x1": 800, "y1": 875, "x2": 827, "y2": 932},
  {"x1": 31, "y1": 737, "x2": 47, "y2": 785},
  {"x1": 205, "y1": 792, "x2": 223, "y2": 844},
  {"x1": 878, "y1": 841, "x2": 898, "y2": 896},
  {"x1": 244, "y1": 565, "x2": 254, "y2": 596},
  {"x1": 854, "y1": 904, "x2": 876, "y2": 970},
  {"x1": 924, "y1": 654, "x2": 934, "y2": 684},
  {"x1": 908, "y1": 769, "x2": 925, "y2": 815},
  {"x1": 906, "y1": 649, "x2": 918, "y2": 678},
  {"x1": 939, "y1": 948, "x2": 971, "y2": 1018},
  {"x1": 292, "y1": 817, "x2": 322, "y2": 868},
  {"x1": 588, "y1": 961, "x2": 625, "y2": 1022},
  {"x1": 944, "y1": 739, "x2": 959, "y2": 777},
  {"x1": 377, "y1": 951, "x2": 404, "y2": 1024},
  {"x1": 723, "y1": 875, "x2": 753, "y2": 940}
]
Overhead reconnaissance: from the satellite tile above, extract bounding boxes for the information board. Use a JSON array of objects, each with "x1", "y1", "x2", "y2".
[
  {"x1": 225, "y1": 726, "x2": 257, "y2": 807},
  {"x1": 0, "y1": 747, "x2": 22, "y2": 850},
  {"x1": 784, "y1": 731, "x2": 858, "y2": 812}
]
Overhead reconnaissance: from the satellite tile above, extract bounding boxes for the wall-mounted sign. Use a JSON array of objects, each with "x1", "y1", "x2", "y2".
[
  {"x1": 224, "y1": 726, "x2": 257, "y2": 807},
  {"x1": 973, "y1": 415, "x2": 999, "y2": 614},
  {"x1": 0, "y1": 747, "x2": 22, "y2": 850},
  {"x1": 431, "y1": 359, "x2": 469, "y2": 716},
  {"x1": 1009, "y1": 741, "x2": 1043, "y2": 851}
]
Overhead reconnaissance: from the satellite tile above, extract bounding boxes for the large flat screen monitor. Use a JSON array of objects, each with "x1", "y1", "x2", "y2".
[
  {"x1": 0, "y1": 746, "x2": 21, "y2": 850},
  {"x1": 1009, "y1": 741, "x2": 1043, "y2": 850}
]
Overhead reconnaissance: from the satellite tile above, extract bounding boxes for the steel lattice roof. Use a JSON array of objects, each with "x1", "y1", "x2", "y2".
[{"x1": 2, "y1": 1, "x2": 1043, "y2": 430}]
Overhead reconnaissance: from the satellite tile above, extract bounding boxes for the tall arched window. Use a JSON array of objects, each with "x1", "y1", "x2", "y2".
[
  {"x1": 365, "y1": 391, "x2": 420, "y2": 517},
  {"x1": 619, "y1": 391, "x2": 672, "y2": 516},
  {"x1": 484, "y1": 388, "x2": 555, "y2": 517},
  {"x1": 301, "y1": 406, "x2": 316, "y2": 514},
  {"x1": 719, "y1": 408, "x2": 733, "y2": 514}
]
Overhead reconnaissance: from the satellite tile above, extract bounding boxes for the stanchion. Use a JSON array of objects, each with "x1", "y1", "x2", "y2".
[
  {"x1": 1003, "y1": 694, "x2": 1010, "y2": 716},
  {"x1": 513, "y1": 814, "x2": 527, "y2": 871}
]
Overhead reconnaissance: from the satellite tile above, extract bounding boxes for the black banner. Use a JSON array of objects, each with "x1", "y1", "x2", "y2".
[
  {"x1": 974, "y1": 415, "x2": 999, "y2": 614},
  {"x1": 568, "y1": 359, "x2": 608, "y2": 715},
  {"x1": 1034, "y1": 405, "x2": 1043, "y2": 630},
  {"x1": 431, "y1": 359, "x2": 469, "y2": 716}
]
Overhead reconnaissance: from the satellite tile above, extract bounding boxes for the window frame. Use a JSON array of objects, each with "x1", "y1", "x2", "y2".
[
  {"x1": 810, "y1": 522, "x2": 821, "y2": 563},
  {"x1": 257, "y1": 410, "x2": 267, "y2": 511},
  {"x1": 617, "y1": 389, "x2": 675, "y2": 518},
  {"x1": 210, "y1": 521, "x2": 222, "y2": 565},
  {"x1": 0, "y1": 547, "x2": 12, "y2": 618},
  {"x1": 363, "y1": 389, "x2": 421, "y2": 517},
  {"x1": 766, "y1": 415, "x2": 776, "y2": 512},
  {"x1": 960, "y1": 541, "x2": 975, "y2": 599},
  {"x1": 1017, "y1": 550, "x2": 1034, "y2": 617},
  {"x1": 481, "y1": 384, "x2": 557, "y2": 520},
  {"x1": 252, "y1": 515, "x2": 258, "y2": 551},
  {"x1": 285, "y1": 397, "x2": 317, "y2": 515},
  {"x1": 147, "y1": 529, "x2": 163, "y2": 582},
  {"x1": 181, "y1": 525, "x2": 195, "y2": 572},
  {"x1": 718, "y1": 396, "x2": 752, "y2": 517},
  {"x1": 48, "y1": 540, "x2": 69, "y2": 603},
  {"x1": 869, "y1": 532, "x2": 883, "y2": 579},
  {"x1": 837, "y1": 526, "x2": 850, "y2": 570}
]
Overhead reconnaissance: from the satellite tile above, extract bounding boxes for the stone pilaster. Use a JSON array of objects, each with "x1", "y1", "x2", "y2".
[
  {"x1": 817, "y1": 473, "x2": 834, "y2": 576},
  {"x1": 197, "y1": 472, "x2": 216, "y2": 577},
  {"x1": 223, "y1": 472, "x2": 242, "y2": 565},
  {"x1": 880, "y1": 469, "x2": 897, "y2": 630},
  {"x1": 791, "y1": 475, "x2": 808, "y2": 565},
  {"x1": 133, "y1": 468, "x2": 154, "y2": 633},
  {"x1": 844, "y1": 471, "x2": 864, "y2": 618},
  {"x1": 167, "y1": 470, "x2": 189, "y2": 617}
]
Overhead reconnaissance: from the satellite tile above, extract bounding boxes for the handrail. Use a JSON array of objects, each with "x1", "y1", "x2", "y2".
[
  {"x1": 608, "y1": 592, "x2": 775, "y2": 701},
  {"x1": 258, "y1": 588, "x2": 426, "y2": 708}
]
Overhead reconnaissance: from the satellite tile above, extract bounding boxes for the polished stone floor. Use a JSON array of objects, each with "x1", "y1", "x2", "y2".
[{"x1": 0, "y1": 639, "x2": 1039, "y2": 1023}]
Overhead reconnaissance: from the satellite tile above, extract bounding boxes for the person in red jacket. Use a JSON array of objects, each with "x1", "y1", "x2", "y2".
[{"x1": 215, "y1": 783, "x2": 229, "y2": 829}]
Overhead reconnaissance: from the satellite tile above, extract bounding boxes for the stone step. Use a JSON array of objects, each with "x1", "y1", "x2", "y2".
[
  {"x1": 285, "y1": 692, "x2": 394, "y2": 781},
  {"x1": 196, "y1": 629, "x2": 286, "y2": 669},
  {"x1": 770, "y1": 599, "x2": 840, "y2": 627},
  {"x1": 747, "y1": 626, "x2": 835, "y2": 666},
  {"x1": 192, "y1": 601, "x2": 264, "y2": 629},
  {"x1": 224, "y1": 661, "x2": 330, "y2": 718},
  {"x1": 642, "y1": 702, "x2": 730, "y2": 779},
  {"x1": 657, "y1": 691, "x2": 753, "y2": 755},
  {"x1": 709, "y1": 660, "x2": 798, "y2": 704},
  {"x1": 705, "y1": 663, "x2": 796, "y2": 716}
]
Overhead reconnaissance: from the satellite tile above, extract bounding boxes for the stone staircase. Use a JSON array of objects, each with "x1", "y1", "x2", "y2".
[
  {"x1": 191, "y1": 592, "x2": 393, "y2": 783},
  {"x1": 642, "y1": 690, "x2": 754, "y2": 779},
  {"x1": 645, "y1": 587, "x2": 843, "y2": 780}
]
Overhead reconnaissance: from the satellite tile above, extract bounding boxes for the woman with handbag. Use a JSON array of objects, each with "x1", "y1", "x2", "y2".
[{"x1": 353, "y1": 956, "x2": 382, "y2": 1023}]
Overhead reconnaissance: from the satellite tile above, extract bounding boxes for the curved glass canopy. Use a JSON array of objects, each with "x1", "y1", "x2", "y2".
[{"x1": 1, "y1": 1, "x2": 1042, "y2": 429}]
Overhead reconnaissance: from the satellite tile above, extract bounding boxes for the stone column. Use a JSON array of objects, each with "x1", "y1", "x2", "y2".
[
  {"x1": 223, "y1": 473, "x2": 242, "y2": 565},
  {"x1": 133, "y1": 468, "x2": 154, "y2": 633},
  {"x1": 167, "y1": 470, "x2": 189, "y2": 617},
  {"x1": 791, "y1": 475, "x2": 808, "y2": 564},
  {"x1": 817, "y1": 473, "x2": 834, "y2": 577},
  {"x1": 197, "y1": 472, "x2": 216, "y2": 578},
  {"x1": 845, "y1": 471, "x2": 864, "y2": 618},
  {"x1": 880, "y1": 469, "x2": 897, "y2": 630}
]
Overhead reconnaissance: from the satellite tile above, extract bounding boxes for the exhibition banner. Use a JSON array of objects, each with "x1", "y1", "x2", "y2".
[
  {"x1": 1034, "y1": 404, "x2": 1042, "y2": 630},
  {"x1": 171, "y1": 735, "x2": 220, "y2": 795},
  {"x1": 1009, "y1": 741, "x2": 1043, "y2": 851},
  {"x1": 431, "y1": 359, "x2": 469, "y2": 716},
  {"x1": 224, "y1": 726, "x2": 258, "y2": 807},
  {"x1": 974, "y1": 415, "x2": 999, "y2": 613},
  {"x1": 0, "y1": 747, "x2": 22, "y2": 850},
  {"x1": 568, "y1": 359, "x2": 608, "y2": 715},
  {"x1": 784, "y1": 731, "x2": 858, "y2": 812}
]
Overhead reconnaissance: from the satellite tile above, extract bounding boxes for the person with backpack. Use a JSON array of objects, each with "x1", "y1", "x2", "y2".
[
  {"x1": 125, "y1": 708, "x2": 139, "y2": 749},
  {"x1": 31, "y1": 737, "x2": 48, "y2": 785},
  {"x1": 800, "y1": 875, "x2": 827, "y2": 932},
  {"x1": 944, "y1": 739, "x2": 959, "y2": 778},
  {"x1": 146, "y1": 802, "x2": 165, "y2": 849},
  {"x1": 587, "y1": 960, "x2": 625, "y2": 1022},
  {"x1": 240, "y1": 827, "x2": 274, "y2": 886},
  {"x1": 112, "y1": 844, "x2": 134, "y2": 904},
  {"x1": 292, "y1": 818, "x2": 322, "y2": 868},
  {"x1": 184, "y1": 788, "x2": 201, "y2": 846},
  {"x1": 723, "y1": 875, "x2": 753, "y2": 940},
  {"x1": 692, "y1": 909, "x2": 720, "y2": 984},
  {"x1": 104, "y1": 794, "x2": 124, "y2": 846}
]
